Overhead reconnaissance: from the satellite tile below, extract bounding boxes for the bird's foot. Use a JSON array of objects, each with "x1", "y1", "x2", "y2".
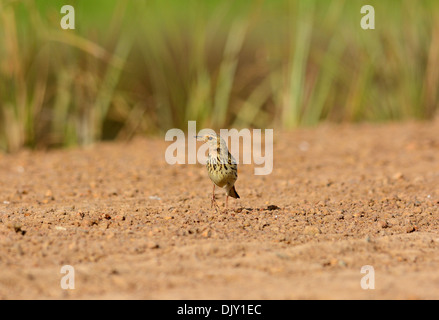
[{"x1": 211, "y1": 196, "x2": 220, "y2": 212}]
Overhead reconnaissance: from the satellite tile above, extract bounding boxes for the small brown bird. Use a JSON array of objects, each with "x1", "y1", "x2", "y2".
[{"x1": 195, "y1": 133, "x2": 239, "y2": 210}]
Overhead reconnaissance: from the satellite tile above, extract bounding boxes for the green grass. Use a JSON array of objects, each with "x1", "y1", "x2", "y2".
[{"x1": 0, "y1": 0, "x2": 438, "y2": 152}]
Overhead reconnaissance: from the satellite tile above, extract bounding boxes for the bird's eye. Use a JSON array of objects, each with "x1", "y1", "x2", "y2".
[{"x1": 208, "y1": 137, "x2": 213, "y2": 140}]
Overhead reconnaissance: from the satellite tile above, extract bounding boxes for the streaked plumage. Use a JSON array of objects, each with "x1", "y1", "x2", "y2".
[{"x1": 196, "y1": 133, "x2": 240, "y2": 210}]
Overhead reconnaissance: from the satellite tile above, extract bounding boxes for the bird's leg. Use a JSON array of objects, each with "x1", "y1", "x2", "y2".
[
  {"x1": 211, "y1": 184, "x2": 217, "y2": 208},
  {"x1": 225, "y1": 195, "x2": 229, "y2": 212}
]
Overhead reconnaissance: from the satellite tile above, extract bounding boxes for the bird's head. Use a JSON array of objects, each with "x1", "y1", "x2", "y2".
[
  {"x1": 195, "y1": 133, "x2": 218, "y2": 144},
  {"x1": 195, "y1": 133, "x2": 235, "y2": 163},
  {"x1": 195, "y1": 133, "x2": 229, "y2": 150}
]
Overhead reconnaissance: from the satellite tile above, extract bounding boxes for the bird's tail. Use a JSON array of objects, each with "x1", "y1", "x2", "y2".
[{"x1": 228, "y1": 185, "x2": 240, "y2": 199}]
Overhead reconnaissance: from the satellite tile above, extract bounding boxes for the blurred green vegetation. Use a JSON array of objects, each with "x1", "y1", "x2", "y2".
[{"x1": 1, "y1": 0, "x2": 438, "y2": 152}]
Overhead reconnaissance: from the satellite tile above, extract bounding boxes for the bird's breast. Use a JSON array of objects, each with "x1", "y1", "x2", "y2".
[{"x1": 206, "y1": 156, "x2": 237, "y2": 188}]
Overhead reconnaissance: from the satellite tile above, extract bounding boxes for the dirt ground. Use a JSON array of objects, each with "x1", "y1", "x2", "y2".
[{"x1": 1, "y1": 120, "x2": 439, "y2": 300}]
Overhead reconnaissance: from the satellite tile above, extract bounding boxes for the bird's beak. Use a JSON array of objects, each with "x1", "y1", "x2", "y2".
[{"x1": 194, "y1": 135, "x2": 202, "y2": 141}]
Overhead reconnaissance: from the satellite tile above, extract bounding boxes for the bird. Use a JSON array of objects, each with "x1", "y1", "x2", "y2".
[{"x1": 195, "y1": 133, "x2": 240, "y2": 210}]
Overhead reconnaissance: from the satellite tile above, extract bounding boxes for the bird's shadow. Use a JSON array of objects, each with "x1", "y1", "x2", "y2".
[{"x1": 232, "y1": 204, "x2": 281, "y2": 213}]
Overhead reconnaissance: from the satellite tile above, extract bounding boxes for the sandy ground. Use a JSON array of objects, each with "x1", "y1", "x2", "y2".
[{"x1": 1, "y1": 120, "x2": 439, "y2": 300}]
